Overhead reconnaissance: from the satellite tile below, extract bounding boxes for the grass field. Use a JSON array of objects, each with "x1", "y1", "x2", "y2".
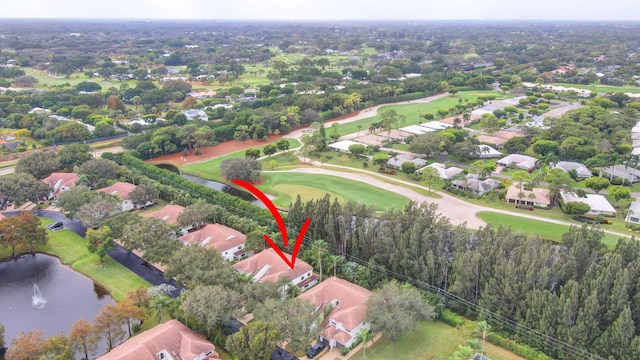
[
  {"x1": 350, "y1": 321, "x2": 524, "y2": 360},
  {"x1": 331, "y1": 90, "x2": 513, "y2": 137},
  {"x1": 551, "y1": 82, "x2": 640, "y2": 94},
  {"x1": 258, "y1": 172, "x2": 410, "y2": 210},
  {"x1": 24, "y1": 68, "x2": 137, "y2": 90},
  {"x1": 180, "y1": 138, "x2": 300, "y2": 181},
  {"x1": 18, "y1": 217, "x2": 152, "y2": 300},
  {"x1": 476, "y1": 211, "x2": 622, "y2": 248}
]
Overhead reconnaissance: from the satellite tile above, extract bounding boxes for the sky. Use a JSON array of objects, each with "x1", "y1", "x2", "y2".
[{"x1": 2, "y1": 0, "x2": 640, "y2": 21}]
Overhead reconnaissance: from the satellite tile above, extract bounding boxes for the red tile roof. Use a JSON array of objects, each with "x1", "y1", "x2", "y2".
[
  {"x1": 232, "y1": 248, "x2": 312, "y2": 284},
  {"x1": 299, "y1": 277, "x2": 370, "y2": 332},
  {"x1": 97, "y1": 182, "x2": 136, "y2": 200},
  {"x1": 179, "y1": 223, "x2": 246, "y2": 253},
  {"x1": 142, "y1": 204, "x2": 185, "y2": 225},
  {"x1": 97, "y1": 320, "x2": 219, "y2": 360},
  {"x1": 42, "y1": 172, "x2": 79, "y2": 196}
]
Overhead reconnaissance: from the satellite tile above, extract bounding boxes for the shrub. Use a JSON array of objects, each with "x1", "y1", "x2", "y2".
[{"x1": 439, "y1": 309, "x2": 466, "y2": 327}]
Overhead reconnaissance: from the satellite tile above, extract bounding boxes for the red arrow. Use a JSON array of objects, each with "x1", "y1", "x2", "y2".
[{"x1": 232, "y1": 179, "x2": 311, "y2": 269}]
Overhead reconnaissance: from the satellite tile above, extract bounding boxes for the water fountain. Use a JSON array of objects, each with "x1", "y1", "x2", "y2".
[{"x1": 32, "y1": 284, "x2": 46, "y2": 309}]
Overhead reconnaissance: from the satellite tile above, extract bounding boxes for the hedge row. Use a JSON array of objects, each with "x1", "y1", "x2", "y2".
[
  {"x1": 487, "y1": 333, "x2": 554, "y2": 360},
  {"x1": 120, "y1": 154, "x2": 277, "y2": 229}
]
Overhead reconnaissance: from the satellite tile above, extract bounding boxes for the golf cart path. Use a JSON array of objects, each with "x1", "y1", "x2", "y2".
[{"x1": 274, "y1": 167, "x2": 631, "y2": 239}]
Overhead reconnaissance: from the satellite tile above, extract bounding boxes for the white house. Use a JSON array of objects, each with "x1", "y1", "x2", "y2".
[
  {"x1": 298, "y1": 277, "x2": 371, "y2": 349},
  {"x1": 399, "y1": 124, "x2": 435, "y2": 135},
  {"x1": 497, "y1": 154, "x2": 539, "y2": 172},
  {"x1": 386, "y1": 155, "x2": 427, "y2": 170},
  {"x1": 42, "y1": 172, "x2": 79, "y2": 199},
  {"x1": 183, "y1": 109, "x2": 208, "y2": 121},
  {"x1": 179, "y1": 223, "x2": 247, "y2": 261},
  {"x1": 452, "y1": 174, "x2": 501, "y2": 195},
  {"x1": 232, "y1": 248, "x2": 319, "y2": 292},
  {"x1": 599, "y1": 165, "x2": 640, "y2": 183},
  {"x1": 560, "y1": 192, "x2": 617, "y2": 216},
  {"x1": 328, "y1": 139, "x2": 364, "y2": 153},
  {"x1": 626, "y1": 201, "x2": 640, "y2": 224},
  {"x1": 553, "y1": 161, "x2": 592, "y2": 178},
  {"x1": 421, "y1": 162, "x2": 464, "y2": 180},
  {"x1": 477, "y1": 145, "x2": 502, "y2": 159}
]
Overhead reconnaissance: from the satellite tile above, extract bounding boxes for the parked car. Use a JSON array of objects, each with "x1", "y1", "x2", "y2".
[
  {"x1": 306, "y1": 342, "x2": 326, "y2": 358},
  {"x1": 271, "y1": 346, "x2": 297, "y2": 360}
]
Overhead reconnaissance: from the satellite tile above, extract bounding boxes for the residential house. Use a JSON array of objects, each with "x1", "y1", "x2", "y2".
[
  {"x1": 42, "y1": 172, "x2": 79, "y2": 199},
  {"x1": 184, "y1": 109, "x2": 208, "y2": 121},
  {"x1": 399, "y1": 124, "x2": 435, "y2": 135},
  {"x1": 328, "y1": 140, "x2": 364, "y2": 153},
  {"x1": 626, "y1": 201, "x2": 640, "y2": 224},
  {"x1": 505, "y1": 185, "x2": 551, "y2": 208},
  {"x1": 298, "y1": 277, "x2": 371, "y2": 349},
  {"x1": 421, "y1": 162, "x2": 464, "y2": 180},
  {"x1": 496, "y1": 154, "x2": 539, "y2": 172},
  {"x1": 451, "y1": 174, "x2": 501, "y2": 195},
  {"x1": 599, "y1": 165, "x2": 640, "y2": 183},
  {"x1": 97, "y1": 182, "x2": 137, "y2": 212},
  {"x1": 179, "y1": 223, "x2": 247, "y2": 261},
  {"x1": 232, "y1": 248, "x2": 319, "y2": 292},
  {"x1": 560, "y1": 191, "x2": 616, "y2": 216},
  {"x1": 97, "y1": 319, "x2": 219, "y2": 360},
  {"x1": 142, "y1": 204, "x2": 194, "y2": 234},
  {"x1": 553, "y1": 161, "x2": 592, "y2": 179},
  {"x1": 477, "y1": 145, "x2": 503, "y2": 159},
  {"x1": 386, "y1": 155, "x2": 427, "y2": 170}
]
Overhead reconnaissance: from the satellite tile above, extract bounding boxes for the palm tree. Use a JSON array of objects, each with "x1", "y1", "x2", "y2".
[
  {"x1": 328, "y1": 255, "x2": 342, "y2": 277},
  {"x1": 528, "y1": 192, "x2": 537, "y2": 206},
  {"x1": 451, "y1": 344, "x2": 475, "y2": 360},
  {"x1": 309, "y1": 239, "x2": 330, "y2": 281},
  {"x1": 357, "y1": 124, "x2": 362, "y2": 137},
  {"x1": 285, "y1": 284, "x2": 301, "y2": 299},
  {"x1": 356, "y1": 328, "x2": 374, "y2": 359},
  {"x1": 150, "y1": 295, "x2": 170, "y2": 322},
  {"x1": 473, "y1": 321, "x2": 492, "y2": 353},
  {"x1": 466, "y1": 339, "x2": 484, "y2": 358}
]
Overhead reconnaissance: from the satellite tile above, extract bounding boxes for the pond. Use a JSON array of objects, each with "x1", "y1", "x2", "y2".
[
  {"x1": 0, "y1": 253, "x2": 115, "y2": 345},
  {"x1": 155, "y1": 163, "x2": 266, "y2": 208}
]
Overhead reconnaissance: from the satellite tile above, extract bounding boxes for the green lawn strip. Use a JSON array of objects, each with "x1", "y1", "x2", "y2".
[
  {"x1": 180, "y1": 138, "x2": 300, "y2": 181},
  {"x1": 24, "y1": 68, "x2": 137, "y2": 90},
  {"x1": 72, "y1": 255, "x2": 150, "y2": 301},
  {"x1": 37, "y1": 219, "x2": 151, "y2": 300},
  {"x1": 332, "y1": 90, "x2": 512, "y2": 136},
  {"x1": 258, "y1": 172, "x2": 410, "y2": 211},
  {"x1": 319, "y1": 165, "x2": 442, "y2": 199},
  {"x1": 551, "y1": 83, "x2": 640, "y2": 94},
  {"x1": 350, "y1": 320, "x2": 522, "y2": 360},
  {"x1": 476, "y1": 211, "x2": 620, "y2": 248}
]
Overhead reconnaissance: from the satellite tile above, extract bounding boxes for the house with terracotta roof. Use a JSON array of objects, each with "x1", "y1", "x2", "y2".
[
  {"x1": 97, "y1": 319, "x2": 219, "y2": 360},
  {"x1": 298, "y1": 277, "x2": 371, "y2": 349},
  {"x1": 42, "y1": 172, "x2": 79, "y2": 199},
  {"x1": 97, "y1": 182, "x2": 137, "y2": 212},
  {"x1": 505, "y1": 185, "x2": 551, "y2": 208},
  {"x1": 179, "y1": 223, "x2": 247, "y2": 261},
  {"x1": 142, "y1": 204, "x2": 193, "y2": 234},
  {"x1": 232, "y1": 248, "x2": 319, "y2": 292}
]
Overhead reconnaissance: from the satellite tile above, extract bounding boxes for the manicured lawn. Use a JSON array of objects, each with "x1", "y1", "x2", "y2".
[
  {"x1": 24, "y1": 68, "x2": 137, "y2": 90},
  {"x1": 258, "y1": 172, "x2": 410, "y2": 210},
  {"x1": 476, "y1": 211, "x2": 621, "y2": 248},
  {"x1": 551, "y1": 82, "x2": 640, "y2": 94},
  {"x1": 350, "y1": 321, "x2": 524, "y2": 360},
  {"x1": 332, "y1": 90, "x2": 512, "y2": 137},
  {"x1": 29, "y1": 218, "x2": 150, "y2": 300},
  {"x1": 180, "y1": 138, "x2": 300, "y2": 181}
]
